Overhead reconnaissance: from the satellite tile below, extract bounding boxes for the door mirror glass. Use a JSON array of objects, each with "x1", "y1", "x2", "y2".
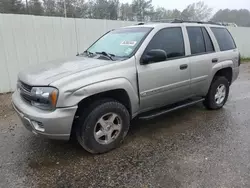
[{"x1": 141, "y1": 49, "x2": 167, "y2": 64}]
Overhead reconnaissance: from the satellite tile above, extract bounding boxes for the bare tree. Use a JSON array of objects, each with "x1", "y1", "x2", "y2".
[{"x1": 181, "y1": 1, "x2": 212, "y2": 21}]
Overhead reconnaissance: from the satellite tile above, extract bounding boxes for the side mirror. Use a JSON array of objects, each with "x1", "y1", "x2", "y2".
[{"x1": 141, "y1": 49, "x2": 167, "y2": 64}]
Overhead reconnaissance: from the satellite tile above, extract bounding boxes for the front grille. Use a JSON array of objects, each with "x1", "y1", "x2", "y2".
[
  {"x1": 20, "y1": 82, "x2": 32, "y2": 92},
  {"x1": 18, "y1": 81, "x2": 32, "y2": 104}
]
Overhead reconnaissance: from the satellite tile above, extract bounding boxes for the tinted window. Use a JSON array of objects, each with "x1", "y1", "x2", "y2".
[
  {"x1": 202, "y1": 28, "x2": 214, "y2": 52},
  {"x1": 187, "y1": 27, "x2": 206, "y2": 54},
  {"x1": 145, "y1": 27, "x2": 185, "y2": 59},
  {"x1": 211, "y1": 27, "x2": 236, "y2": 51}
]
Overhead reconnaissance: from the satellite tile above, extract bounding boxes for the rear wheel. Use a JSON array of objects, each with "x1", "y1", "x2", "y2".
[
  {"x1": 203, "y1": 76, "x2": 229, "y2": 110},
  {"x1": 76, "y1": 99, "x2": 130, "y2": 154}
]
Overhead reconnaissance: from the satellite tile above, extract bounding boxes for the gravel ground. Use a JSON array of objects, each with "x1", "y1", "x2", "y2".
[{"x1": 0, "y1": 63, "x2": 250, "y2": 188}]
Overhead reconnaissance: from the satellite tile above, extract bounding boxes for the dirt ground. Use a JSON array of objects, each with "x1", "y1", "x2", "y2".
[{"x1": 0, "y1": 93, "x2": 14, "y2": 118}]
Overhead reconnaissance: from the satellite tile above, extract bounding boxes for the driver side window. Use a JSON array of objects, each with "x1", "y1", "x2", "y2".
[{"x1": 144, "y1": 27, "x2": 185, "y2": 61}]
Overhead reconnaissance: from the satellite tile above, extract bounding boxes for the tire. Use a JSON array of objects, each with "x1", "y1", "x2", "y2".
[
  {"x1": 75, "y1": 99, "x2": 130, "y2": 154},
  {"x1": 203, "y1": 76, "x2": 229, "y2": 110}
]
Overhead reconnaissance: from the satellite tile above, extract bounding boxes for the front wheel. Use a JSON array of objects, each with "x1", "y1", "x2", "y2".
[
  {"x1": 203, "y1": 76, "x2": 230, "y2": 110},
  {"x1": 76, "y1": 99, "x2": 130, "y2": 154}
]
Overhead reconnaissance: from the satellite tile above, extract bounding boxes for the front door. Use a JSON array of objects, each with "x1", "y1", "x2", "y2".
[{"x1": 136, "y1": 27, "x2": 191, "y2": 112}]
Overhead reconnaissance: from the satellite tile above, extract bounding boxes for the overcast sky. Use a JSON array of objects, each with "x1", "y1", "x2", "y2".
[{"x1": 120, "y1": 0, "x2": 250, "y2": 12}]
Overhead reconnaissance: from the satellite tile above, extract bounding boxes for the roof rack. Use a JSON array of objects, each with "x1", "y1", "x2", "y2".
[
  {"x1": 136, "y1": 19, "x2": 222, "y2": 26},
  {"x1": 171, "y1": 19, "x2": 221, "y2": 25},
  {"x1": 151, "y1": 19, "x2": 174, "y2": 23},
  {"x1": 136, "y1": 19, "x2": 174, "y2": 25}
]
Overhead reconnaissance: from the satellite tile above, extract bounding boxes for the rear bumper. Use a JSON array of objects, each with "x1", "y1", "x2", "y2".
[{"x1": 12, "y1": 91, "x2": 77, "y2": 140}]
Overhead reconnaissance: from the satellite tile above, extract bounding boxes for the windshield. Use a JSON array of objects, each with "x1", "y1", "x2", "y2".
[{"x1": 86, "y1": 27, "x2": 152, "y2": 58}]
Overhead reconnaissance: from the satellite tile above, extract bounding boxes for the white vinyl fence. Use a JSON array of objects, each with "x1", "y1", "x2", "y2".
[
  {"x1": 227, "y1": 27, "x2": 250, "y2": 58},
  {"x1": 0, "y1": 13, "x2": 249, "y2": 93}
]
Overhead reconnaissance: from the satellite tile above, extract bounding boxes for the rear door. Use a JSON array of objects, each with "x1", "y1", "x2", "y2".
[
  {"x1": 185, "y1": 26, "x2": 218, "y2": 96},
  {"x1": 210, "y1": 27, "x2": 239, "y2": 67}
]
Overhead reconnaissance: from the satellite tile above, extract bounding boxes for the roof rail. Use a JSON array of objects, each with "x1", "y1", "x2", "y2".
[
  {"x1": 150, "y1": 19, "x2": 174, "y2": 23},
  {"x1": 171, "y1": 19, "x2": 222, "y2": 25},
  {"x1": 136, "y1": 19, "x2": 222, "y2": 26}
]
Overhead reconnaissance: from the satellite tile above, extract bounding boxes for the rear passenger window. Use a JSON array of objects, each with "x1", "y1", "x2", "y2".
[
  {"x1": 202, "y1": 28, "x2": 214, "y2": 52},
  {"x1": 145, "y1": 27, "x2": 185, "y2": 59},
  {"x1": 187, "y1": 27, "x2": 206, "y2": 55},
  {"x1": 211, "y1": 28, "x2": 236, "y2": 51}
]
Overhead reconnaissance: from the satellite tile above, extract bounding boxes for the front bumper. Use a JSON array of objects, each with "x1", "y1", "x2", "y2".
[{"x1": 12, "y1": 91, "x2": 77, "y2": 140}]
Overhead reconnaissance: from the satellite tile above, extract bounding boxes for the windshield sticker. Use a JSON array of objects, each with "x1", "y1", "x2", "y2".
[{"x1": 120, "y1": 41, "x2": 137, "y2": 46}]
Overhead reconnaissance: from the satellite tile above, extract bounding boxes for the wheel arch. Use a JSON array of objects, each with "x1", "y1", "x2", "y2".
[
  {"x1": 76, "y1": 89, "x2": 133, "y2": 117},
  {"x1": 212, "y1": 67, "x2": 233, "y2": 85},
  {"x1": 70, "y1": 89, "x2": 133, "y2": 140}
]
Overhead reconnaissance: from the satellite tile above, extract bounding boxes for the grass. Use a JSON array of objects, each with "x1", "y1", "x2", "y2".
[{"x1": 241, "y1": 57, "x2": 250, "y2": 63}]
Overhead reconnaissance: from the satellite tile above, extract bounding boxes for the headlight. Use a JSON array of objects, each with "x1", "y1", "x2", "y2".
[{"x1": 31, "y1": 87, "x2": 58, "y2": 110}]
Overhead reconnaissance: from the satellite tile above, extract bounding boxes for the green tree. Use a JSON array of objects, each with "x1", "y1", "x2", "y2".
[
  {"x1": 29, "y1": 0, "x2": 44, "y2": 15},
  {"x1": 150, "y1": 8, "x2": 182, "y2": 21},
  {"x1": 132, "y1": 0, "x2": 153, "y2": 21},
  {"x1": 43, "y1": 0, "x2": 57, "y2": 16},
  {"x1": 151, "y1": 7, "x2": 182, "y2": 21},
  {"x1": 171, "y1": 9, "x2": 182, "y2": 19},
  {"x1": 108, "y1": 0, "x2": 119, "y2": 20},
  {"x1": 90, "y1": 0, "x2": 119, "y2": 20},
  {"x1": 72, "y1": 0, "x2": 88, "y2": 18},
  {"x1": 56, "y1": 0, "x2": 74, "y2": 17},
  {"x1": 212, "y1": 9, "x2": 250, "y2": 27},
  {"x1": 120, "y1": 3, "x2": 134, "y2": 21},
  {"x1": 151, "y1": 7, "x2": 168, "y2": 21},
  {"x1": 56, "y1": 0, "x2": 87, "y2": 18},
  {"x1": 93, "y1": 0, "x2": 110, "y2": 19},
  {"x1": 0, "y1": 0, "x2": 25, "y2": 14},
  {"x1": 83, "y1": 0, "x2": 94, "y2": 18}
]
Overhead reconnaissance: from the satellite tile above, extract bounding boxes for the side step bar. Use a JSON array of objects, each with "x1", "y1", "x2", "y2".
[{"x1": 139, "y1": 98, "x2": 205, "y2": 120}]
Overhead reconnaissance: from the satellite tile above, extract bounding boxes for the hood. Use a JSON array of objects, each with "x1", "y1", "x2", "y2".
[{"x1": 18, "y1": 56, "x2": 113, "y2": 86}]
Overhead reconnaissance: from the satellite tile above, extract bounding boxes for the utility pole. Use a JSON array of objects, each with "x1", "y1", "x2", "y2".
[{"x1": 64, "y1": 0, "x2": 67, "y2": 18}]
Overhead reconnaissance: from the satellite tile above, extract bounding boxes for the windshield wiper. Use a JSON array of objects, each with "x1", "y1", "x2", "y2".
[
  {"x1": 95, "y1": 51, "x2": 115, "y2": 61},
  {"x1": 81, "y1": 50, "x2": 94, "y2": 56}
]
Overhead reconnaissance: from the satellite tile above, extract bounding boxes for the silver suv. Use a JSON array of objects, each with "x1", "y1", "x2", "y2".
[{"x1": 12, "y1": 21, "x2": 240, "y2": 153}]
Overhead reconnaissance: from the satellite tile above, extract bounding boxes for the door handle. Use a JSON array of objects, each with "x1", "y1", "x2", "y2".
[
  {"x1": 212, "y1": 58, "x2": 218, "y2": 63},
  {"x1": 180, "y1": 64, "x2": 188, "y2": 70}
]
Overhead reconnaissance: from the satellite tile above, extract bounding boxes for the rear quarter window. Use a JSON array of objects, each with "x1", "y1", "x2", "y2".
[{"x1": 211, "y1": 27, "x2": 236, "y2": 51}]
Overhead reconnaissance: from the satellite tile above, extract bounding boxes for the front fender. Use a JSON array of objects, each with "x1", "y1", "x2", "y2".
[{"x1": 57, "y1": 78, "x2": 140, "y2": 115}]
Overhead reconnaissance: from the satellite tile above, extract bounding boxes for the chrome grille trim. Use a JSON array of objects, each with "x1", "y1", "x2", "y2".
[{"x1": 18, "y1": 81, "x2": 33, "y2": 104}]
